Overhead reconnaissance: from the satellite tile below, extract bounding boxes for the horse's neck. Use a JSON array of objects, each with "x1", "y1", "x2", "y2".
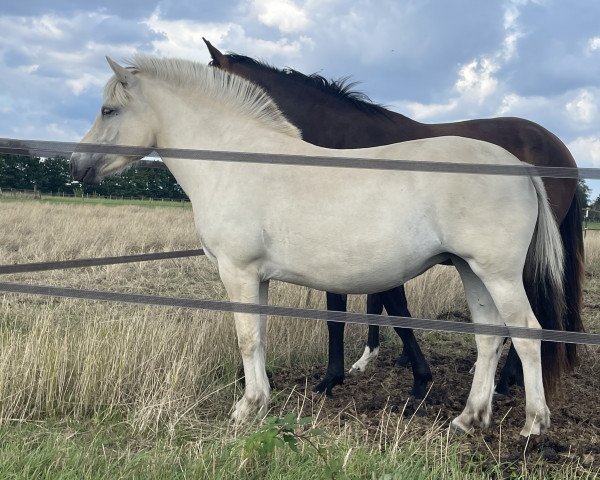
[
  {"x1": 150, "y1": 85, "x2": 316, "y2": 197},
  {"x1": 231, "y1": 67, "x2": 422, "y2": 145}
]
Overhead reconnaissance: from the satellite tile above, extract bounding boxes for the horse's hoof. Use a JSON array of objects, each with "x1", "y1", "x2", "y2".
[
  {"x1": 493, "y1": 383, "x2": 512, "y2": 398},
  {"x1": 231, "y1": 392, "x2": 269, "y2": 424},
  {"x1": 449, "y1": 418, "x2": 474, "y2": 436},
  {"x1": 520, "y1": 409, "x2": 550, "y2": 437},
  {"x1": 313, "y1": 375, "x2": 343, "y2": 397},
  {"x1": 411, "y1": 386, "x2": 427, "y2": 400},
  {"x1": 349, "y1": 346, "x2": 379, "y2": 373}
]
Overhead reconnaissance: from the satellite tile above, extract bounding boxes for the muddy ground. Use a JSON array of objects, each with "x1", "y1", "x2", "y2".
[{"x1": 268, "y1": 276, "x2": 600, "y2": 469}]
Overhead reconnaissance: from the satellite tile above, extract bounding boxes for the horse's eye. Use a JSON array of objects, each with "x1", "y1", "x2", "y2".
[{"x1": 101, "y1": 107, "x2": 116, "y2": 117}]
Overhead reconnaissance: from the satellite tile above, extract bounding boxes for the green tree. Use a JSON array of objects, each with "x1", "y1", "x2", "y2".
[
  {"x1": 577, "y1": 179, "x2": 591, "y2": 207},
  {"x1": 0, "y1": 154, "x2": 41, "y2": 190},
  {"x1": 36, "y1": 157, "x2": 72, "y2": 192},
  {"x1": 1, "y1": 154, "x2": 187, "y2": 200}
]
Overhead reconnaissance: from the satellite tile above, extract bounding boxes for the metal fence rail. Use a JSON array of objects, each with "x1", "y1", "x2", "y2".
[
  {"x1": 0, "y1": 250, "x2": 204, "y2": 275},
  {"x1": 1, "y1": 281, "x2": 599, "y2": 345},
  {"x1": 2, "y1": 137, "x2": 599, "y2": 179}
]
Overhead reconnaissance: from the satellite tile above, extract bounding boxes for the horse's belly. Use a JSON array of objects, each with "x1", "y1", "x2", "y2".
[{"x1": 261, "y1": 238, "x2": 446, "y2": 294}]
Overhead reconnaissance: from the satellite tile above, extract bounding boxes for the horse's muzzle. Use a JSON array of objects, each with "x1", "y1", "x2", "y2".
[{"x1": 70, "y1": 154, "x2": 99, "y2": 184}]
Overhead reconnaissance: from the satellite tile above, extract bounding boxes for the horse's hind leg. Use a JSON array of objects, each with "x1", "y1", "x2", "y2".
[
  {"x1": 349, "y1": 294, "x2": 383, "y2": 374},
  {"x1": 451, "y1": 259, "x2": 504, "y2": 433},
  {"x1": 467, "y1": 262, "x2": 550, "y2": 436},
  {"x1": 313, "y1": 293, "x2": 347, "y2": 396}
]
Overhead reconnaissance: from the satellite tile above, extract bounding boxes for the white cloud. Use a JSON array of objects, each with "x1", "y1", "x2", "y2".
[
  {"x1": 567, "y1": 136, "x2": 600, "y2": 167},
  {"x1": 451, "y1": 0, "x2": 527, "y2": 105},
  {"x1": 588, "y1": 36, "x2": 600, "y2": 53},
  {"x1": 239, "y1": 35, "x2": 314, "y2": 59},
  {"x1": 144, "y1": 9, "x2": 314, "y2": 65},
  {"x1": 389, "y1": 0, "x2": 529, "y2": 119},
  {"x1": 144, "y1": 11, "x2": 237, "y2": 61},
  {"x1": 66, "y1": 72, "x2": 105, "y2": 96},
  {"x1": 0, "y1": 11, "x2": 153, "y2": 140},
  {"x1": 394, "y1": 99, "x2": 459, "y2": 122},
  {"x1": 494, "y1": 91, "x2": 558, "y2": 119},
  {"x1": 252, "y1": 0, "x2": 310, "y2": 33},
  {"x1": 31, "y1": 15, "x2": 68, "y2": 39},
  {"x1": 455, "y1": 58, "x2": 500, "y2": 105},
  {"x1": 501, "y1": 1, "x2": 523, "y2": 61},
  {"x1": 565, "y1": 90, "x2": 598, "y2": 124}
]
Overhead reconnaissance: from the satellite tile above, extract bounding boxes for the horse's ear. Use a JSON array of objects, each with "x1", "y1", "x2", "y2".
[
  {"x1": 202, "y1": 37, "x2": 230, "y2": 68},
  {"x1": 106, "y1": 56, "x2": 136, "y2": 87}
]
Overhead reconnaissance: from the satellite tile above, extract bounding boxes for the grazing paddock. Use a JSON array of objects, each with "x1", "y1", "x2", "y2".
[{"x1": 0, "y1": 199, "x2": 598, "y2": 478}]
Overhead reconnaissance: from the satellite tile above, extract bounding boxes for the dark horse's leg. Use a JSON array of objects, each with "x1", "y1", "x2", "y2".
[
  {"x1": 348, "y1": 294, "x2": 384, "y2": 373},
  {"x1": 313, "y1": 292, "x2": 347, "y2": 396},
  {"x1": 381, "y1": 286, "x2": 432, "y2": 399},
  {"x1": 366, "y1": 296, "x2": 382, "y2": 355},
  {"x1": 495, "y1": 343, "x2": 524, "y2": 396}
]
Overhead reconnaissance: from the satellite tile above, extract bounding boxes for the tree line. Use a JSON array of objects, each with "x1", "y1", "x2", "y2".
[{"x1": 0, "y1": 154, "x2": 187, "y2": 199}]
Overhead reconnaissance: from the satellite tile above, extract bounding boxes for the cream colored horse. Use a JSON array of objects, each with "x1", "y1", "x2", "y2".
[{"x1": 70, "y1": 56, "x2": 564, "y2": 436}]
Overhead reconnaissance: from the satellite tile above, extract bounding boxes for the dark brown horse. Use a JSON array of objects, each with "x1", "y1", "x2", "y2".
[{"x1": 203, "y1": 39, "x2": 584, "y2": 400}]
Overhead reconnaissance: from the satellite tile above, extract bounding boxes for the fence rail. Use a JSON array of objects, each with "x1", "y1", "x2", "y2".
[
  {"x1": 0, "y1": 250, "x2": 204, "y2": 275},
  {"x1": 1, "y1": 281, "x2": 599, "y2": 345},
  {"x1": 2, "y1": 137, "x2": 599, "y2": 179}
]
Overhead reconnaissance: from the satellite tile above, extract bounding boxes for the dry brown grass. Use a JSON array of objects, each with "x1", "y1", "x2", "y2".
[{"x1": 0, "y1": 200, "x2": 597, "y2": 430}]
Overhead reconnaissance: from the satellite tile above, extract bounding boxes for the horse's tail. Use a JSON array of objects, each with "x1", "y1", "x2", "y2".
[
  {"x1": 524, "y1": 175, "x2": 567, "y2": 398},
  {"x1": 559, "y1": 194, "x2": 585, "y2": 369}
]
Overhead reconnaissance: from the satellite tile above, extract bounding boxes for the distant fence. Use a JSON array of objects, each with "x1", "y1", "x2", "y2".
[
  {"x1": 584, "y1": 208, "x2": 600, "y2": 234},
  {"x1": 0, "y1": 188, "x2": 190, "y2": 205}
]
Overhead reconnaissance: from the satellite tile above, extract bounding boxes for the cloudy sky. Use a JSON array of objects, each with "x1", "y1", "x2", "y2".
[{"x1": 1, "y1": 0, "x2": 599, "y2": 198}]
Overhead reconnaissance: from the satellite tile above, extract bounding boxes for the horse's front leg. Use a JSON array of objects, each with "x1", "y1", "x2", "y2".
[{"x1": 219, "y1": 265, "x2": 270, "y2": 423}]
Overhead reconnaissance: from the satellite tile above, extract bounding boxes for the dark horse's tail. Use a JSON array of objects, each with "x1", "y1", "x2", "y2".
[
  {"x1": 524, "y1": 190, "x2": 584, "y2": 398},
  {"x1": 558, "y1": 194, "x2": 585, "y2": 371}
]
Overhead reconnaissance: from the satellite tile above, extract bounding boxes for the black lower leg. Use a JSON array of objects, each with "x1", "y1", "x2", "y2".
[
  {"x1": 382, "y1": 286, "x2": 432, "y2": 398},
  {"x1": 496, "y1": 342, "x2": 524, "y2": 396},
  {"x1": 366, "y1": 293, "x2": 384, "y2": 353},
  {"x1": 313, "y1": 292, "x2": 347, "y2": 396},
  {"x1": 381, "y1": 286, "x2": 411, "y2": 367}
]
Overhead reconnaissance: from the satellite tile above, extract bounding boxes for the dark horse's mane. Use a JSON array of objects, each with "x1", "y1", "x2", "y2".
[{"x1": 221, "y1": 53, "x2": 389, "y2": 115}]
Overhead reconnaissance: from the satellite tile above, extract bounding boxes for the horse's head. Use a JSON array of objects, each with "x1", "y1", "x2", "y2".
[{"x1": 70, "y1": 57, "x2": 157, "y2": 184}]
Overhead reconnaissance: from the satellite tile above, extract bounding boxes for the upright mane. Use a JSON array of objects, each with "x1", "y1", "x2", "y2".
[
  {"x1": 223, "y1": 53, "x2": 389, "y2": 115},
  {"x1": 104, "y1": 55, "x2": 301, "y2": 138}
]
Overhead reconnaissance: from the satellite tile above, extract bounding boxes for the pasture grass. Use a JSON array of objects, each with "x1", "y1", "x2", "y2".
[{"x1": 0, "y1": 200, "x2": 598, "y2": 479}]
